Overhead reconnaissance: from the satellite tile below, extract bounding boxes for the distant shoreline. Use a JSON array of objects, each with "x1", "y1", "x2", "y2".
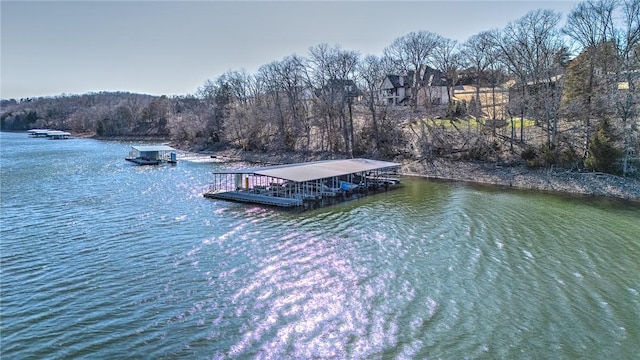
[{"x1": 12, "y1": 130, "x2": 638, "y2": 202}]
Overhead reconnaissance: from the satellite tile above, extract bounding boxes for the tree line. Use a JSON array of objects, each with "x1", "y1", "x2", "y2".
[{"x1": 1, "y1": 0, "x2": 638, "y2": 176}]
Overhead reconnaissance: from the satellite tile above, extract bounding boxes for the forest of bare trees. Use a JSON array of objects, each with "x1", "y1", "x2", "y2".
[{"x1": 2, "y1": 0, "x2": 638, "y2": 176}]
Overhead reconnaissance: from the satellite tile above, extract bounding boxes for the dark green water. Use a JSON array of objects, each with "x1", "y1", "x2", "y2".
[{"x1": 1, "y1": 132, "x2": 639, "y2": 358}]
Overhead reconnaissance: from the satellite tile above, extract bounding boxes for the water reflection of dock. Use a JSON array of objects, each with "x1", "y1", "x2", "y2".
[{"x1": 204, "y1": 158, "x2": 400, "y2": 209}]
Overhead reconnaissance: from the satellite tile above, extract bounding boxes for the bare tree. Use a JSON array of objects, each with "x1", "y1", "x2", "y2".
[
  {"x1": 139, "y1": 95, "x2": 171, "y2": 135},
  {"x1": 356, "y1": 54, "x2": 385, "y2": 152},
  {"x1": 432, "y1": 37, "x2": 461, "y2": 105},
  {"x1": 307, "y1": 44, "x2": 337, "y2": 152},
  {"x1": 493, "y1": 9, "x2": 564, "y2": 148},
  {"x1": 615, "y1": 0, "x2": 640, "y2": 176},
  {"x1": 563, "y1": 0, "x2": 618, "y2": 159},
  {"x1": 462, "y1": 31, "x2": 496, "y2": 117},
  {"x1": 196, "y1": 78, "x2": 230, "y2": 144},
  {"x1": 257, "y1": 61, "x2": 290, "y2": 150},
  {"x1": 220, "y1": 69, "x2": 256, "y2": 109},
  {"x1": 272, "y1": 55, "x2": 311, "y2": 151},
  {"x1": 308, "y1": 43, "x2": 359, "y2": 156}
]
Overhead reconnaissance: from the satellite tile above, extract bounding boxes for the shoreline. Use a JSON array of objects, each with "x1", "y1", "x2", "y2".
[
  {"x1": 196, "y1": 148, "x2": 640, "y2": 202},
  {"x1": 21, "y1": 130, "x2": 635, "y2": 202},
  {"x1": 400, "y1": 158, "x2": 640, "y2": 202}
]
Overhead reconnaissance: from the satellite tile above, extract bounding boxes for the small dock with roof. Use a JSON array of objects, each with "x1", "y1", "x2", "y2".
[
  {"x1": 28, "y1": 129, "x2": 72, "y2": 139},
  {"x1": 204, "y1": 158, "x2": 400, "y2": 209},
  {"x1": 125, "y1": 145, "x2": 177, "y2": 165}
]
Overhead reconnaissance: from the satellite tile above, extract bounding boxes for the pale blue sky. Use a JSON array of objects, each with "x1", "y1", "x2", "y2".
[{"x1": 1, "y1": 1, "x2": 579, "y2": 99}]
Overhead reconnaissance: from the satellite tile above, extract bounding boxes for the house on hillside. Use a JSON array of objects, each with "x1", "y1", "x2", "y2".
[
  {"x1": 317, "y1": 79, "x2": 362, "y2": 104},
  {"x1": 380, "y1": 73, "x2": 412, "y2": 106},
  {"x1": 508, "y1": 76, "x2": 563, "y2": 119},
  {"x1": 328, "y1": 79, "x2": 361, "y2": 99},
  {"x1": 453, "y1": 84, "x2": 510, "y2": 119},
  {"x1": 420, "y1": 67, "x2": 449, "y2": 106},
  {"x1": 616, "y1": 69, "x2": 640, "y2": 91},
  {"x1": 380, "y1": 66, "x2": 449, "y2": 107}
]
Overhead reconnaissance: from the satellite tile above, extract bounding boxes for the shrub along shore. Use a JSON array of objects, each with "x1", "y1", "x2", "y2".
[{"x1": 199, "y1": 148, "x2": 640, "y2": 202}]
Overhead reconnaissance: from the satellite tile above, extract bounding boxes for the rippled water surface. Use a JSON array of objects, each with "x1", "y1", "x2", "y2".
[{"x1": 2, "y1": 132, "x2": 639, "y2": 358}]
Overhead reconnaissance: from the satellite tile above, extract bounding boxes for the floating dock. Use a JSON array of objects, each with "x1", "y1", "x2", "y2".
[
  {"x1": 28, "y1": 129, "x2": 71, "y2": 139},
  {"x1": 125, "y1": 145, "x2": 177, "y2": 165},
  {"x1": 204, "y1": 158, "x2": 400, "y2": 209}
]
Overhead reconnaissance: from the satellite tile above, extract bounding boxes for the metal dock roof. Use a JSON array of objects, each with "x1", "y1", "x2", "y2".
[
  {"x1": 214, "y1": 158, "x2": 399, "y2": 182},
  {"x1": 28, "y1": 129, "x2": 51, "y2": 133},
  {"x1": 45, "y1": 130, "x2": 71, "y2": 136},
  {"x1": 131, "y1": 145, "x2": 176, "y2": 152}
]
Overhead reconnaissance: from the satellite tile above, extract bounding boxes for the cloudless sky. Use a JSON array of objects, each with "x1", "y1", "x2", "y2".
[{"x1": 1, "y1": 0, "x2": 580, "y2": 99}]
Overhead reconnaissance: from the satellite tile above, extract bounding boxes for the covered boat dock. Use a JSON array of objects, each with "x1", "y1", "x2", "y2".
[
  {"x1": 28, "y1": 129, "x2": 71, "y2": 139},
  {"x1": 204, "y1": 158, "x2": 400, "y2": 209},
  {"x1": 125, "y1": 145, "x2": 177, "y2": 165}
]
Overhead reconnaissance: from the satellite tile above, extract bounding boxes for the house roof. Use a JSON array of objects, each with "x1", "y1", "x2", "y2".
[
  {"x1": 383, "y1": 74, "x2": 414, "y2": 89},
  {"x1": 385, "y1": 75, "x2": 402, "y2": 88},
  {"x1": 213, "y1": 158, "x2": 400, "y2": 183},
  {"x1": 382, "y1": 66, "x2": 447, "y2": 89},
  {"x1": 326, "y1": 79, "x2": 361, "y2": 96},
  {"x1": 422, "y1": 67, "x2": 447, "y2": 86}
]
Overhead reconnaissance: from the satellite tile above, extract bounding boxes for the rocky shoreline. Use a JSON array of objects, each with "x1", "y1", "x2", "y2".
[
  {"x1": 401, "y1": 158, "x2": 640, "y2": 202},
  {"x1": 197, "y1": 148, "x2": 640, "y2": 202}
]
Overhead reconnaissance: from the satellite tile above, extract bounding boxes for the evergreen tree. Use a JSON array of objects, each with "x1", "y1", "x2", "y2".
[{"x1": 585, "y1": 118, "x2": 623, "y2": 175}]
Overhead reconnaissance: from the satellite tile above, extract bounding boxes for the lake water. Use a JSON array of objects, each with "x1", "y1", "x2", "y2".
[{"x1": 1, "y1": 132, "x2": 639, "y2": 359}]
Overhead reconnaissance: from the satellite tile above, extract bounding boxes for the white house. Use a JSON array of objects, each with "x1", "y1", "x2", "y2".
[
  {"x1": 380, "y1": 73, "x2": 412, "y2": 106},
  {"x1": 380, "y1": 67, "x2": 449, "y2": 107}
]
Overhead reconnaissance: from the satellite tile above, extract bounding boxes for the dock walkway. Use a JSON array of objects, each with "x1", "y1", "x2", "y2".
[{"x1": 204, "y1": 191, "x2": 303, "y2": 207}]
